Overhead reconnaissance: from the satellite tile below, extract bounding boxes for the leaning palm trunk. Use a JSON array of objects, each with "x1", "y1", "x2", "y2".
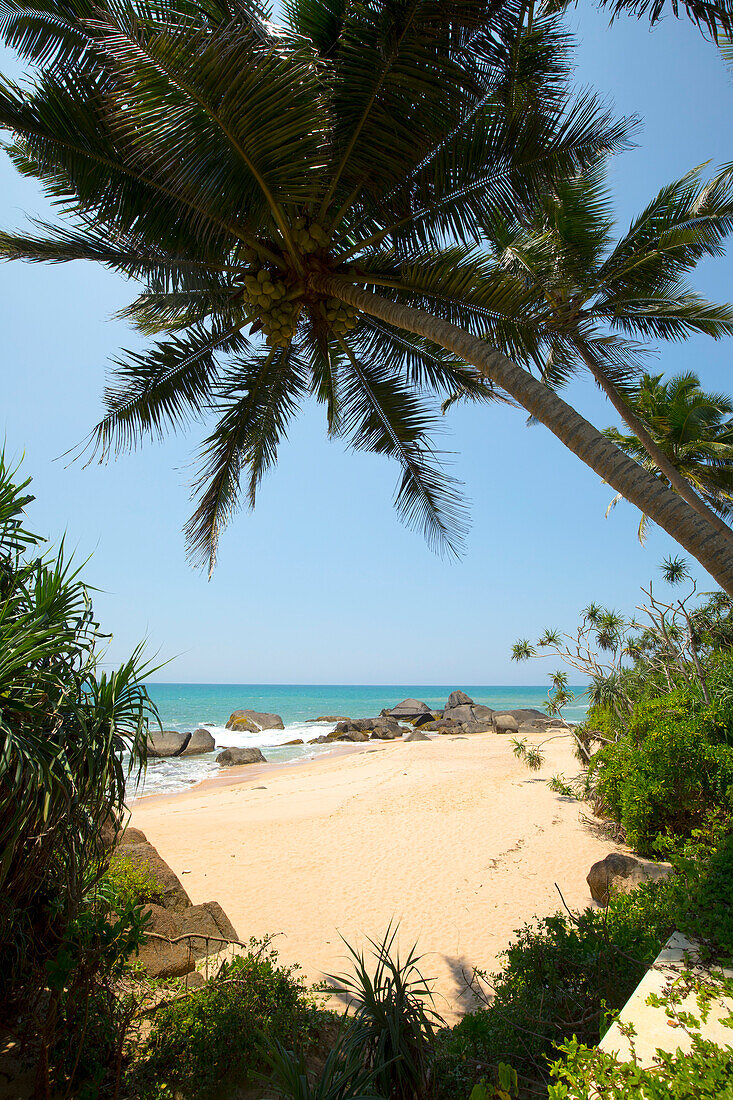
[
  {"x1": 315, "y1": 274, "x2": 733, "y2": 593},
  {"x1": 578, "y1": 352, "x2": 733, "y2": 548}
]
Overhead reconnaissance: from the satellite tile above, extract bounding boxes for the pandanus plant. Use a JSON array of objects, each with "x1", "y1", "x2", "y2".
[{"x1": 2, "y1": 0, "x2": 733, "y2": 587}]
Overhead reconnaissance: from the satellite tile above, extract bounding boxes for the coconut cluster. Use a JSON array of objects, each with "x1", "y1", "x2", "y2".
[
  {"x1": 323, "y1": 297, "x2": 358, "y2": 337},
  {"x1": 241, "y1": 265, "x2": 301, "y2": 347},
  {"x1": 291, "y1": 218, "x2": 329, "y2": 252}
]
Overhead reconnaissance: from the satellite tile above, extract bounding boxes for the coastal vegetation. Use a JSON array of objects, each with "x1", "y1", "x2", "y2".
[
  {"x1": 3, "y1": 0, "x2": 733, "y2": 1096},
  {"x1": 2, "y1": 469, "x2": 733, "y2": 1095},
  {"x1": 2, "y1": 0, "x2": 733, "y2": 586}
]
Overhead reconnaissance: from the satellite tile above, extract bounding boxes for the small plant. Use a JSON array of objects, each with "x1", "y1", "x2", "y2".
[
  {"x1": 511, "y1": 738, "x2": 545, "y2": 771},
  {"x1": 264, "y1": 1036, "x2": 385, "y2": 1100},
  {"x1": 330, "y1": 924, "x2": 443, "y2": 1100},
  {"x1": 102, "y1": 858, "x2": 163, "y2": 910}
]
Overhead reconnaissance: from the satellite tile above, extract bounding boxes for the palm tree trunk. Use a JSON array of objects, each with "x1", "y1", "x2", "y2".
[
  {"x1": 314, "y1": 273, "x2": 733, "y2": 594},
  {"x1": 578, "y1": 351, "x2": 733, "y2": 549}
]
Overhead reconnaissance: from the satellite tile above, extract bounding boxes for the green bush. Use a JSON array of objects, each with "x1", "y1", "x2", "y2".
[
  {"x1": 126, "y1": 937, "x2": 323, "y2": 1099},
  {"x1": 662, "y1": 822, "x2": 733, "y2": 964},
  {"x1": 592, "y1": 722, "x2": 733, "y2": 854},
  {"x1": 433, "y1": 883, "x2": 673, "y2": 1098},
  {"x1": 102, "y1": 857, "x2": 163, "y2": 910},
  {"x1": 547, "y1": 1035, "x2": 733, "y2": 1098}
]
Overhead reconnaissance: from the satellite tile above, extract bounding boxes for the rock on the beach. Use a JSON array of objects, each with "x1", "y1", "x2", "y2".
[
  {"x1": 412, "y1": 712, "x2": 439, "y2": 728},
  {"x1": 216, "y1": 747, "x2": 267, "y2": 766},
  {"x1": 308, "y1": 735, "x2": 331, "y2": 744},
  {"x1": 443, "y1": 696, "x2": 495, "y2": 727},
  {"x1": 462, "y1": 718, "x2": 495, "y2": 734},
  {"x1": 225, "y1": 709, "x2": 285, "y2": 732},
  {"x1": 181, "y1": 728, "x2": 216, "y2": 756},
  {"x1": 329, "y1": 717, "x2": 401, "y2": 740},
  {"x1": 147, "y1": 730, "x2": 192, "y2": 757},
  {"x1": 419, "y1": 718, "x2": 463, "y2": 733},
  {"x1": 332, "y1": 728, "x2": 370, "y2": 742},
  {"x1": 446, "y1": 690, "x2": 473, "y2": 709},
  {"x1": 134, "y1": 904, "x2": 195, "y2": 979},
  {"x1": 175, "y1": 901, "x2": 240, "y2": 959},
  {"x1": 112, "y1": 842, "x2": 192, "y2": 911},
  {"x1": 385, "y1": 698, "x2": 431, "y2": 720},
  {"x1": 493, "y1": 713, "x2": 520, "y2": 735},
  {"x1": 404, "y1": 729, "x2": 431, "y2": 742},
  {"x1": 284, "y1": 738, "x2": 304, "y2": 745},
  {"x1": 587, "y1": 853, "x2": 673, "y2": 907}
]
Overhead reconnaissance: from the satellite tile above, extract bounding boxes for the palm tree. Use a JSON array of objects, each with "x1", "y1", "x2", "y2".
[
  {"x1": 2, "y1": 0, "x2": 733, "y2": 589},
  {"x1": 604, "y1": 372, "x2": 733, "y2": 540},
  {"x1": 469, "y1": 160, "x2": 733, "y2": 545}
]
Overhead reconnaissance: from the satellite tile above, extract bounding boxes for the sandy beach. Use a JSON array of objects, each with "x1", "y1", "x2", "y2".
[{"x1": 131, "y1": 731, "x2": 621, "y2": 1022}]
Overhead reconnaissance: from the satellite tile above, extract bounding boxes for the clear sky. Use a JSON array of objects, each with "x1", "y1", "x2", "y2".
[{"x1": 1, "y1": 5, "x2": 731, "y2": 684}]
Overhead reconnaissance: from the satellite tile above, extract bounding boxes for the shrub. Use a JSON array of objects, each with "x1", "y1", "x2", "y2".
[
  {"x1": 433, "y1": 883, "x2": 673, "y2": 1098},
  {"x1": 592, "y1": 722, "x2": 733, "y2": 854},
  {"x1": 102, "y1": 857, "x2": 163, "y2": 910},
  {"x1": 330, "y1": 925, "x2": 442, "y2": 1100},
  {"x1": 547, "y1": 962, "x2": 733, "y2": 1098},
  {"x1": 547, "y1": 1035, "x2": 733, "y2": 1098},
  {"x1": 126, "y1": 937, "x2": 323, "y2": 1099},
  {"x1": 661, "y1": 822, "x2": 733, "y2": 964}
]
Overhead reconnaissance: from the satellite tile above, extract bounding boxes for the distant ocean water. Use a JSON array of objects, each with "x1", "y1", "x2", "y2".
[{"x1": 130, "y1": 683, "x2": 589, "y2": 799}]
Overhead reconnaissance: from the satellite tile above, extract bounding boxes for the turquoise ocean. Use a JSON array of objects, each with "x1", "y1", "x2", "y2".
[{"x1": 134, "y1": 683, "x2": 589, "y2": 799}]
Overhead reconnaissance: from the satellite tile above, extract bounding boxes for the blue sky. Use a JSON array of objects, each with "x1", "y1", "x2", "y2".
[{"x1": 1, "y1": 6, "x2": 731, "y2": 684}]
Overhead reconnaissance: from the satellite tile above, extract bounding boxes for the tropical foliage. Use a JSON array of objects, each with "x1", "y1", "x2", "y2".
[
  {"x1": 604, "y1": 371, "x2": 733, "y2": 541},
  {"x1": 3, "y1": 0, "x2": 733, "y2": 587},
  {"x1": 0, "y1": 454, "x2": 157, "y2": 1093}
]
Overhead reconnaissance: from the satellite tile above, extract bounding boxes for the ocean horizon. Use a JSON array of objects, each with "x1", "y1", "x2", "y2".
[{"x1": 132, "y1": 682, "x2": 589, "y2": 798}]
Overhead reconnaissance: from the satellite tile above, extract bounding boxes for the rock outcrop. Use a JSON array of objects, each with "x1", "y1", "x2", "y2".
[
  {"x1": 225, "y1": 709, "x2": 284, "y2": 732},
  {"x1": 329, "y1": 717, "x2": 402, "y2": 740},
  {"x1": 412, "y1": 712, "x2": 439, "y2": 728},
  {"x1": 216, "y1": 746, "x2": 267, "y2": 766},
  {"x1": 134, "y1": 904, "x2": 195, "y2": 979},
  {"x1": 419, "y1": 718, "x2": 464, "y2": 733},
  {"x1": 384, "y1": 698, "x2": 431, "y2": 720},
  {"x1": 493, "y1": 713, "x2": 520, "y2": 735},
  {"x1": 443, "y1": 691, "x2": 495, "y2": 728},
  {"x1": 147, "y1": 730, "x2": 191, "y2": 757},
  {"x1": 175, "y1": 901, "x2": 240, "y2": 959},
  {"x1": 181, "y1": 728, "x2": 216, "y2": 755},
  {"x1": 587, "y1": 853, "x2": 673, "y2": 907},
  {"x1": 404, "y1": 729, "x2": 431, "y2": 742},
  {"x1": 109, "y1": 832, "x2": 240, "y2": 980}
]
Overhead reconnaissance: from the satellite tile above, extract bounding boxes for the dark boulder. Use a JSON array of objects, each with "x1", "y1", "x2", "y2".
[
  {"x1": 404, "y1": 729, "x2": 431, "y2": 742},
  {"x1": 407, "y1": 712, "x2": 435, "y2": 730},
  {"x1": 385, "y1": 698, "x2": 431, "y2": 720},
  {"x1": 446, "y1": 690, "x2": 473, "y2": 709},
  {"x1": 181, "y1": 728, "x2": 216, "y2": 756},
  {"x1": 284, "y1": 738, "x2": 304, "y2": 745},
  {"x1": 147, "y1": 730, "x2": 191, "y2": 757},
  {"x1": 225, "y1": 710, "x2": 284, "y2": 732},
  {"x1": 330, "y1": 717, "x2": 401, "y2": 740},
  {"x1": 134, "y1": 904, "x2": 195, "y2": 979},
  {"x1": 419, "y1": 718, "x2": 464, "y2": 733},
  {"x1": 175, "y1": 900, "x2": 240, "y2": 959},
  {"x1": 216, "y1": 747, "x2": 267, "y2": 766}
]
